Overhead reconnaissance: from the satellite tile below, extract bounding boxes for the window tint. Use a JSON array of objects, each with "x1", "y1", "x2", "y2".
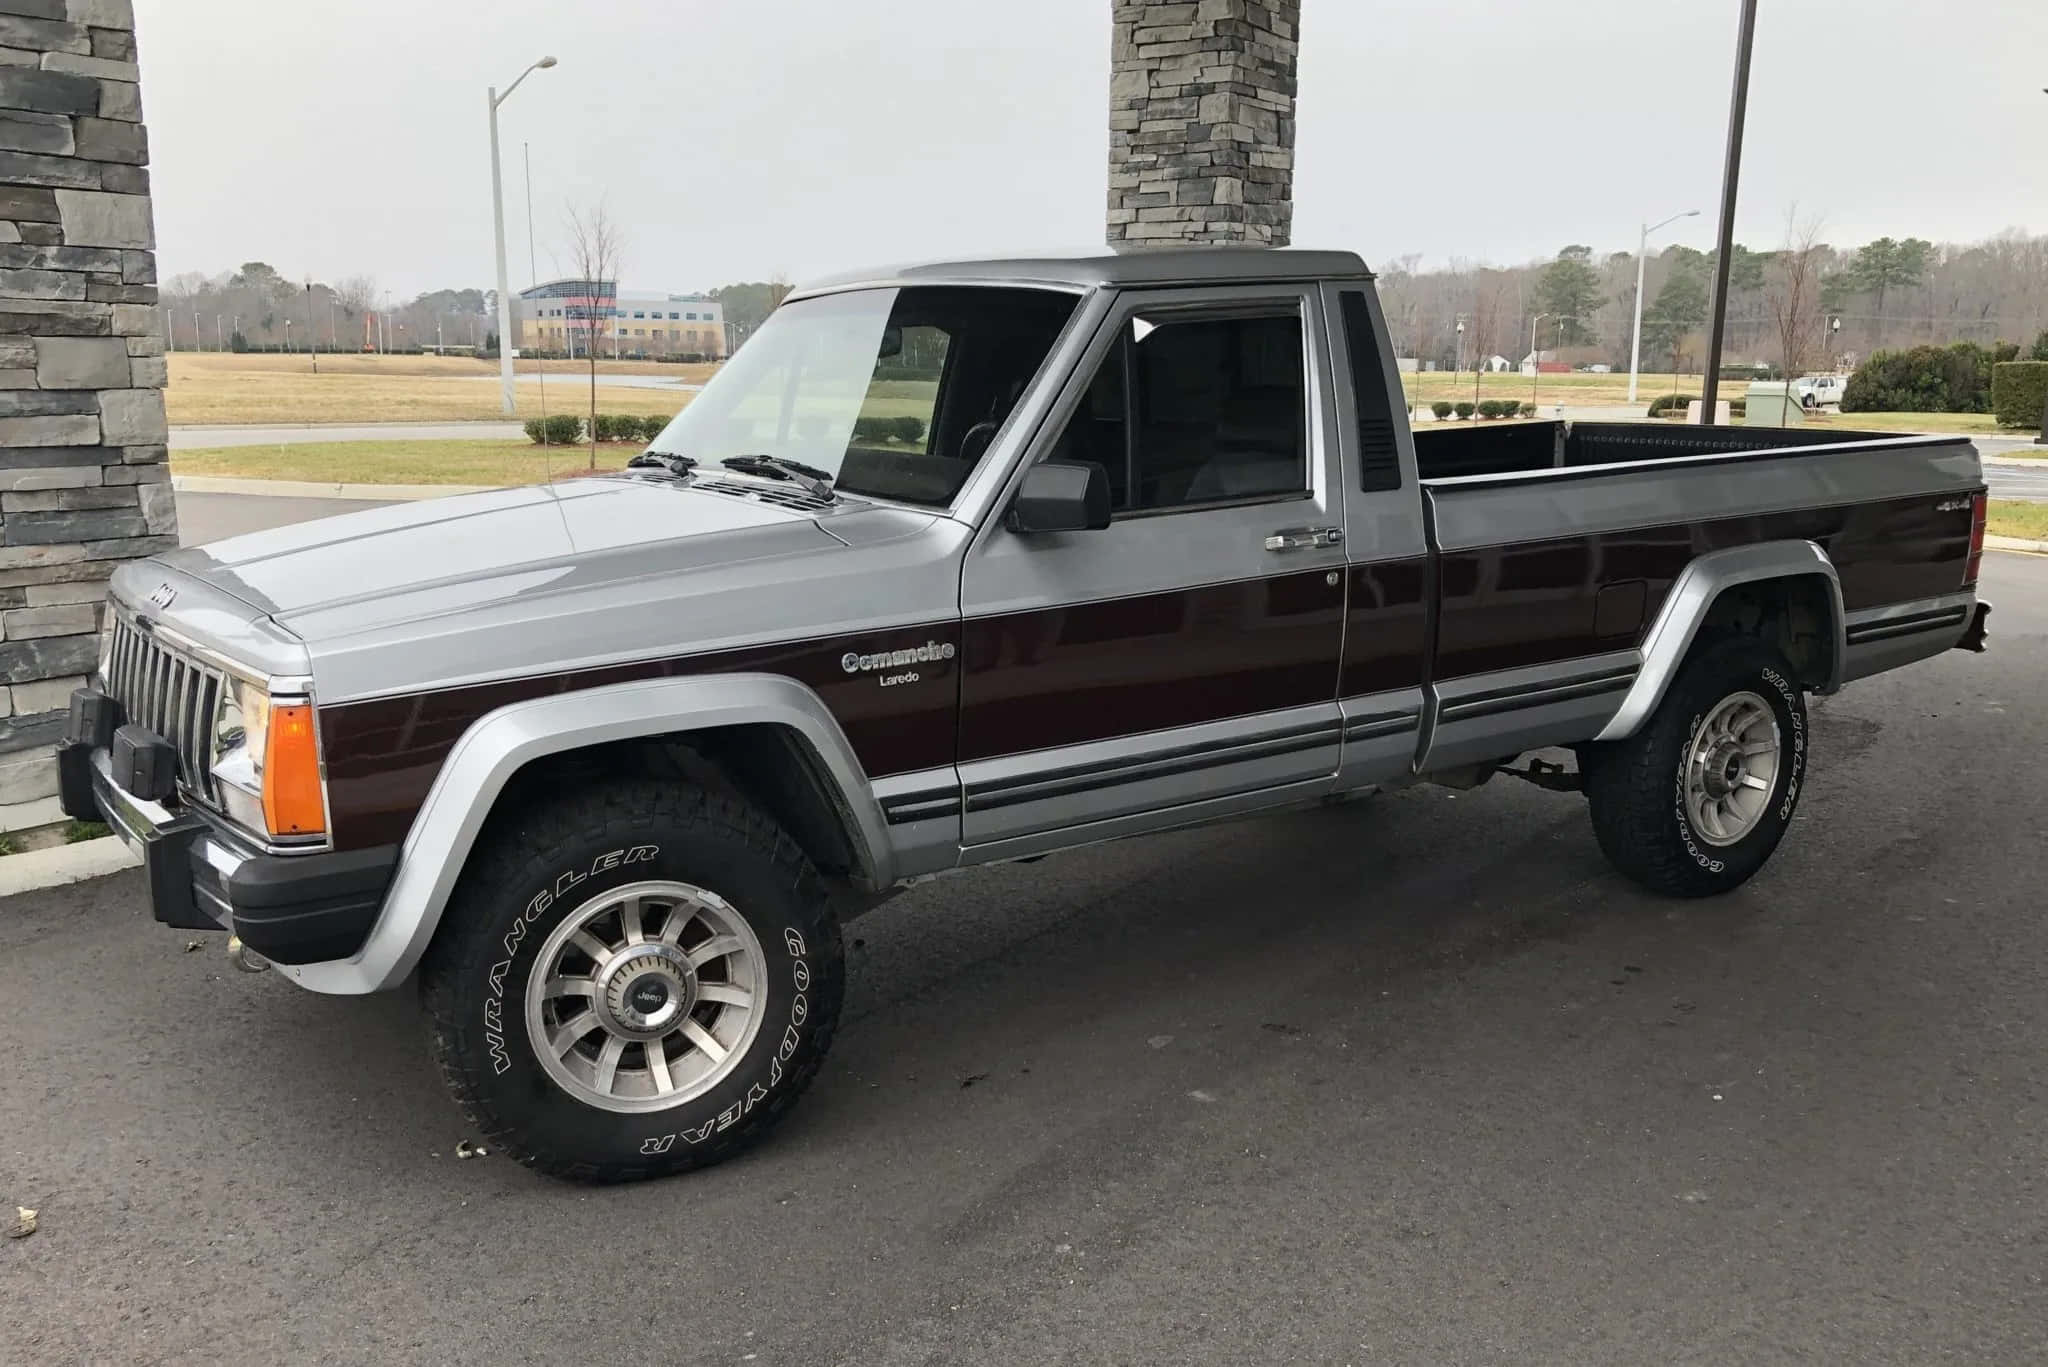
[{"x1": 1052, "y1": 311, "x2": 1307, "y2": 513}]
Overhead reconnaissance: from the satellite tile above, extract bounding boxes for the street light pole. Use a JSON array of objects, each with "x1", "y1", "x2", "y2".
[
  {"x1": 1529, "y1": 312, "x2": 1551, "y2": 407},
  {"x1": 1628, "y1": 209, "x2": 1701, "y2": 406},
  {"x1": 489, "y1": 55, "x2": 558, "y2": 417},
  {"x1": 1699, "y1": 0, "x2": 1759, "y2": 423}
]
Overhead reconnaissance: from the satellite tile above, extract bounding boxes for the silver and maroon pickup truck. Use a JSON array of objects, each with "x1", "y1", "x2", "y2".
[{"x1": 60, "y1": 248, "x2": 1990, "y2": 1181}]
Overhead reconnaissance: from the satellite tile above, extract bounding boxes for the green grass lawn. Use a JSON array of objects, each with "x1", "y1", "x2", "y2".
[
  {"x1": 1986, "y1": 500, "x2": 2048, "y2": 542},
  {"x1": 1804, "y1": 411, "x2": 2004, "y2": 435},
  {"x1": 173, "y1": 439, "x2": 636, "y2": 486}
]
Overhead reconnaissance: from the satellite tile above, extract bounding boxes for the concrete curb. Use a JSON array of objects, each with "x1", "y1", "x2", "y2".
[
  {"x1": 0, "y1": 836, "x2": 139, "y2": 899},
  {"x1": 1986, "y1": 534, "x2": 2048, "y2": 555},
  {"x1": 1982, "y1": 455, "x2": 2046, "y2": 469},
  {"x1": 171, "y1": 475, "x2": 490, "y2": 501}
]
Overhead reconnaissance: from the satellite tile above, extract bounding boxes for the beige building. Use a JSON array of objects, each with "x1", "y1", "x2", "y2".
[{"x1": 517, "y1": 279, "x2": 725, "y2": 359}]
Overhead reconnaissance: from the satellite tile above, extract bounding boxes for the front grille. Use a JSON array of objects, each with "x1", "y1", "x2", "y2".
[{"x1": 103, "y1": 612, "x2": 225, "y2": 804}]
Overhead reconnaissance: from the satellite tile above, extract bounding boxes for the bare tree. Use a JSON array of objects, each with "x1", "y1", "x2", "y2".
[
  {"x1": 334, "y1": 276, "x2": 378, "y2": 351},
  {"x1": 564, "y1": 202, "x2": 624, "y2": 468},
  {"x1": 1767, "y1": 208, "x2": 1826, "y2": 423}
]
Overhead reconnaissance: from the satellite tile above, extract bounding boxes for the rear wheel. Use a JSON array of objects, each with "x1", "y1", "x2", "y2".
[
  {"x1": 1582, "y1": 637, "x2": 1808, "y2": 897},
  {"x1": 419, "y1": 779, "x2": 843, "y2": 1182}
]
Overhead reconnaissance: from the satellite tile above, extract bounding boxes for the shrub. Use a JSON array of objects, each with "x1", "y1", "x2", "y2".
[
  {"x1": 1430, "y1": 401, "x2": 1453, "y2": 420},
  {"x1": 1992, "y1": 361, "x2": 2048, "y2": 428},
  {"x1": 851, "y1": 415, "x2": 892, "y2": 443},
  {"x1": 524, "y1": 414, "x2": 581, "y2": 445},
  {"x1": 1647, "y1": 393, "x2": 1695, "y2": 418},
  {"x1": 1475, "y1": 399, "x2": 1502, "y2": 419},
  {"x1": 1841, "y1": 342, "x2": 2003, "y2": 414},
  {"x1": 892, "y1": 415, "x2": 926, "y2": 444},
  {"x1": 639, "y1": 414, "x2": 670, "y2": 441},
  {"x1": 2030, "y1": 330, "x2": 2048, "y2": 363},
  {"x1": 1453, "y1": 401, "x2": 1475, "y2": 420},
  {"x1": 1519, "y1": 402, "x2": 1537, "y2": 418},
  {"x1": 590, "y1": 413, "x2": 646, "y2": 441}
]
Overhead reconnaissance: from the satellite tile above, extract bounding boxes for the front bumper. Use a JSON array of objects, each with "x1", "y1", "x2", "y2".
[{"x1": 58, "y1": 701, "x2": 397, "y2": 965}]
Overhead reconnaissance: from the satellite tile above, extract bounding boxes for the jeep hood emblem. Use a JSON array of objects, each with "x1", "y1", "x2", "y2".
[
  {"x1": 147, "y1": 582, "x2": 177, "y2": 610},
  {"x1": 841, "y1": 641, "x2": 956, "y2": 674}
]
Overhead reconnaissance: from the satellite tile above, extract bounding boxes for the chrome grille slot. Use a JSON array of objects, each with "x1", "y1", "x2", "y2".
[{"x1": 101, "y1": 612, "x2": 226, "y2": 806}]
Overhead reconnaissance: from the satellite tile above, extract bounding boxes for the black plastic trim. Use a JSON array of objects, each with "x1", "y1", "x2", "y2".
[{"x1": 225, "y1": 844, "x2": 399, "y2": 965}]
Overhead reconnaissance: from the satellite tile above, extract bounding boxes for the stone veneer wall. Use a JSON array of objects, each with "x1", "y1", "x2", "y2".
[
  {"x1": 1105, "y1": 0, "x2": 1300, "y2": 248},
  {"x1": 0, "y1": 0, "x2": 169, "y2": 809}
]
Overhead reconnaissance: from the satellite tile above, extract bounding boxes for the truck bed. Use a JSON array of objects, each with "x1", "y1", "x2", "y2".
[
  {"x1": 1404, "y1": 420, "x2": 1984, "y2": 772},
  {"x1": 1412, "y1": 419, "x2": 1884, "y2": 481}
]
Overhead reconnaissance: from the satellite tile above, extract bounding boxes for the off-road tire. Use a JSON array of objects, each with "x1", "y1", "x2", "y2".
[
  {"x1": 419, "y1": 779, "x2": 844, "y2": 1182},
  {"x1": 1582, "y1": 637, "x2": 1808, "y2": 898}
]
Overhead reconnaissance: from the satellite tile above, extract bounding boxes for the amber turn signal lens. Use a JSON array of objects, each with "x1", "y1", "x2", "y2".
[{"x1": 261, "y1": 702, "x2": 326, "y2": 836}]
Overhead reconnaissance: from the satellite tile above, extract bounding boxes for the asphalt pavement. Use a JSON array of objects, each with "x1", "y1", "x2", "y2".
[
  {"x1": 2, "y1": 553, "x2": 2043, "y2": 1363},
  {"x1": 175, "y1": 490, "x2": 397, "y2": 544},
  {"x1": 1987, "y1": 459, "x2": 2048, "y2": 503}
]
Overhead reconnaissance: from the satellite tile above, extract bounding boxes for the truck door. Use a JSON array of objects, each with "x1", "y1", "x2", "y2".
[
  {"x1": 955, "y1": 284, "x2": 1349, "y2": 854},
  {"x1": 1320, "y1": 282, "x2": 1431, "y2": 788}
]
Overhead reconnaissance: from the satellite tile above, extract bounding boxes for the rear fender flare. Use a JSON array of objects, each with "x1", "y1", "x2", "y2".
[
  {"x1": 1594, "y1": 540, "x2": 1845, "y2": 741},
  {"x1": 275, "y1": 673, "x2": 889, "y2": 995}
]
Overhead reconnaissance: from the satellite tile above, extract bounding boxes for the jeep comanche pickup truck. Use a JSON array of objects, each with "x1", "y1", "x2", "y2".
[{"x1": 60, "y1": 248, "x2": 1991, "y2": 1182}]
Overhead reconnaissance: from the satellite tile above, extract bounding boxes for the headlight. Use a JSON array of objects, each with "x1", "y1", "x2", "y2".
[{"x1": 211, "y1": 676, "x2": 324, "y2": 841}]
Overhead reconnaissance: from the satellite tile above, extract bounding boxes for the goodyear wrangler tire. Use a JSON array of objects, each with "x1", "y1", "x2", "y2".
[
  {"x1": 1582, "y1": 637, "x2": 1808, "y2": 898},
  {"x1": 419, "y1": 780, "x2": 843, "y2": 1183}
]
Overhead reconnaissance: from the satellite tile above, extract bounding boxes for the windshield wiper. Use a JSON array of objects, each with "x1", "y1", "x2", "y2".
[
  {"x1": 720, "y1": 454, "x2": 836, "y2": 503},
  {"x1": 626, "y1": 451, "x2": 699, "y2": 478}
]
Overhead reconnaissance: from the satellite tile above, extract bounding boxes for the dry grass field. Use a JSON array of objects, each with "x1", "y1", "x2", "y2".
[
  {"x1": 172, "y1": 439, "x2": 637, "y2": 486},
  {"x1": 1987, "y1": 501, "x2": 2048, "y2": 541},
  {"x1": 165, "y1": 352, "x2": 714, "y2": 425}
]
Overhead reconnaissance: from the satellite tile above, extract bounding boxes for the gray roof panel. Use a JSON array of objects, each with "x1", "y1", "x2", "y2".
[{"x1": 791, "y1": 246, "x2": 1373, "y2": 296}]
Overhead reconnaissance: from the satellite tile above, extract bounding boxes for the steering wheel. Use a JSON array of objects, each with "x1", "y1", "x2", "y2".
[{"x1": 958, "y1": 419, "x2": 1003, "y2": 464}]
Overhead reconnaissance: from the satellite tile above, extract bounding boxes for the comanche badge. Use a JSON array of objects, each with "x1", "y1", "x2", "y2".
[{"x1": 841, "y1": 641, "x2": 956, "y2": 674}]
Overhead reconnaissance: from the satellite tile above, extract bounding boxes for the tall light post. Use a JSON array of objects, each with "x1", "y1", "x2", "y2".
[
  {"x1": 489, "y1": 55, "x2": 558, "y2": 416},
  {"x1": 1627, "y1": 208, "x2": 1700, "y2": 405},
  {"x1": 1528, "y1": 312, "x2": 1552, "y2": 407}
]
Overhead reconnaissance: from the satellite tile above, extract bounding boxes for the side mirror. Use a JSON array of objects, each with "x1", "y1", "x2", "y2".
[{"x1": 1006, "y1": 460, "x2": 1111, "y2": 534}]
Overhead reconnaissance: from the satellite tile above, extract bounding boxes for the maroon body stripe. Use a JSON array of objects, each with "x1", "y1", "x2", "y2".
[
  {"x1": 1426, "y1": 491, "x2": 1972, "y2": 682},
  {"x1": 319, "y1": 625, "x2": 961, "y2": 850},
  {"x1": 317, "y1": 490, "x2": 1971, "y2": 853},
  {"x1": 956, "y1": 568, "x2": 1345, "y2": 762}
]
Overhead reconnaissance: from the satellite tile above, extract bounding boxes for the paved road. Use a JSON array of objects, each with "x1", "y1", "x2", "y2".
[
  {"x1": 1987, "y1": 459, "x2": 2048, "y2": 503},
  {"x1": 176, "y1": 490, "x2": 397, "y2": 544},
  {"x1": 171, "y1": 422, "x2": 526, "y2": 449},
  {"x1": 3, "y1": 554, "x2": 2043, "y2": 1363}
]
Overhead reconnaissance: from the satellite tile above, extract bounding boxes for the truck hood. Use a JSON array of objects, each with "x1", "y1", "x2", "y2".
[{"x1": 145, "y1": 475, "x2": 958, "y2": 703}]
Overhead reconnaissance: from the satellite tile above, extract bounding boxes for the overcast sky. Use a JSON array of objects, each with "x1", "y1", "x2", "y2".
[{"x1": 136, "y1": 0, "x2": 2048, "y2": 297}]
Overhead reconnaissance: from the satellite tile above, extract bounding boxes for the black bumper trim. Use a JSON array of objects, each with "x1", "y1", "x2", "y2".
[
  {"x1": 64, "y1": 734, "x2": 399, "y2": 964},
  {"x1": 221, "y1": 844, "x2": 400, "y2": 965}
]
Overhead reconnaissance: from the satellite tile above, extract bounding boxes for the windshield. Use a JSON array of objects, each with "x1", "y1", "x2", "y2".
[{"x1": 646, "y1": 285, "x2": 1078, "y2": 507}]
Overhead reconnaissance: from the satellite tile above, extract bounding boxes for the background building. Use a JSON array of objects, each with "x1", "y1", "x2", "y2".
[{"x1": 516, "y1": 279, "x2": 725, "y2": 359}]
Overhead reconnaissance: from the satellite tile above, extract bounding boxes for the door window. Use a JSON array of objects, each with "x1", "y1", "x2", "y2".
[{"x1": 1052, "y1": 310, "x2": 1308, "y2": 514}]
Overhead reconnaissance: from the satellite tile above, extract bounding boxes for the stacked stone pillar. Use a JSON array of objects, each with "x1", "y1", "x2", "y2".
[
  {"x1": 1106, "y1": 0, "x2": 1300, "y2": 247},
  {"x1": 0, "y1": 0, "x2": 169, "y2": 811}
]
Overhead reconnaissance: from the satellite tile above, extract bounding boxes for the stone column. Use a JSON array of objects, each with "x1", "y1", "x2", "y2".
[
  {"x1": 1105, "y1": 0, "x2": 1300, "y2": 248},
  {"x1": 0, "y1": 0, "x2": 170, "y2": 814}
]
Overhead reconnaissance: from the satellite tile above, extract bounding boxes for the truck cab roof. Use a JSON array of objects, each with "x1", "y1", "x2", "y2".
[{"x1": 791, "y1": 245, "x2": 1375, "y2": 297}]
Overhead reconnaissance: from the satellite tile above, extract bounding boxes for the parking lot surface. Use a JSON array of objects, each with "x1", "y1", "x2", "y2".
[{"x1": 3, "y1": 554, "x2": 2043, "y2": 1365}]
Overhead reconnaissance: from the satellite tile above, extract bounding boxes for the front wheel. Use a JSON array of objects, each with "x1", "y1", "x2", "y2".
[
  {"x1": 419, "y1": 780, "x2": 844, "y2": 1182},
  {"x1": 1582, "y1": 637, "x2": 1808, "y2": 897}
]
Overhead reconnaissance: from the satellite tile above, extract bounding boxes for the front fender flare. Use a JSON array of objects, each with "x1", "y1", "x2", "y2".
[
  {"x1": 276, "y1": 673, "x2": 890, "y2": 995},
  {"x1": 1593, "y1": 540, "x2": 1845, "y2": 742}
]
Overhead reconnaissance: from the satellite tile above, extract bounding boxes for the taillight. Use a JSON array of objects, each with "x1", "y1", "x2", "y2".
[{"x1": 1964, "y1": 490, "x2": 1987, "y2": 588}]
